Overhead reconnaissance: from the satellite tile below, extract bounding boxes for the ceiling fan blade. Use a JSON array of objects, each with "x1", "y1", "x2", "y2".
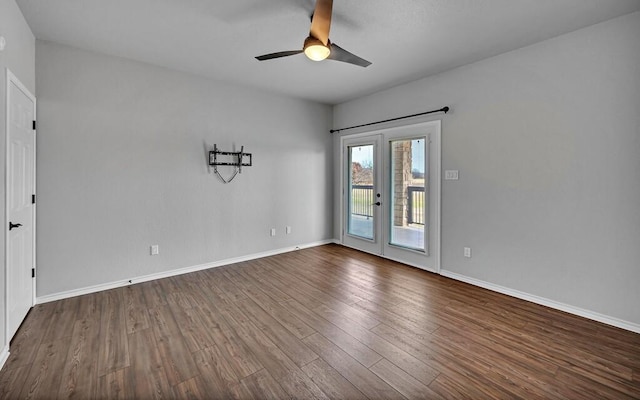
[
  {"x1": 328, "y1": 43, "x2": 371, "y2": 67},
  {"x1": 255, "y1": 50, "x2": 303, "y2": 61},
  {"x1": 310, "y1": 0, "x2": 332, "y2": 45}
]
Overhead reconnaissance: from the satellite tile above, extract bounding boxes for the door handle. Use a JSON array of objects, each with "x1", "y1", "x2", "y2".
[
  {"x1": 372, "y1": 202, "x2": 381, "y2": 206},
  {"x1": 9, "y1": 222, "x2": 22, "y2": 230}
]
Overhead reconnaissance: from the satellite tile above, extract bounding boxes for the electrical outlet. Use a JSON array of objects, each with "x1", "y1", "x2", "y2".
[
  {"x1": 151, "y1": 245, "x2": 159, "y2": 255},
  {"x1": 445, "y1": 170, "x2": 459, "y2": 180},
  {"x1": 286, "y1": 226, "x2": 292, "y2": 235},
  {"x1": 464, "y1": 247, "x2": 471, "y2": 258},
  {"x1": 270, "y1": 228, "x2": 276, "y2": 237}
]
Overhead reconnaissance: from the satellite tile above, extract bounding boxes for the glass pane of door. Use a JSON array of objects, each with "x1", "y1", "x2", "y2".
[
  {"x1": 389, "y1": 137, "x2": 427, "y2": 251},
  {"x1": 348, "y1": 144, "x2": 375, "y2": 239}
]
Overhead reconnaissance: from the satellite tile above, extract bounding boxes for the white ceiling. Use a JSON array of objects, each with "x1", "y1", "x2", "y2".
[{"x1": 16, "y1": 0, "x2": 640, "y2": 104}]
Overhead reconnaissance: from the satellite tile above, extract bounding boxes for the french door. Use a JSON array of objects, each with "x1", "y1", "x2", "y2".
[
  {"x1": 343, "y1": 135, "x2": 382, "y2": 254},
  {"x1": 342, "y1": 121, "x2": 441, "y2": 272}
]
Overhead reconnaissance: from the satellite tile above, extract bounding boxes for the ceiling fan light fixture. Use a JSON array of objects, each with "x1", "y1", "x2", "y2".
[{"x1": 303, "y1": 36, "x2": 330, "y2": 61}]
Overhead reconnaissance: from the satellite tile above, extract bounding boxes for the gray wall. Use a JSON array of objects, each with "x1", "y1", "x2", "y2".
[
  {"x1": 0, "y1": 0, "x2": 35, "y2": 353},
  {"x1": 35, "y1": 40, "x2": 333, "y2": 297},
  {"x1": 334, "y1": 12, "x2": 640, "y2": 325}
]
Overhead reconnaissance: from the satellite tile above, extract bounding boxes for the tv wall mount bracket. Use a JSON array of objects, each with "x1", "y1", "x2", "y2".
[{"x1": 209, "y1": 144, "x2": 252, "y2": 183}]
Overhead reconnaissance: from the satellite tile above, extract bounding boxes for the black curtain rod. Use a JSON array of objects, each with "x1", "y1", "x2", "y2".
[{"x1": 330, "y1": 106, "x2": 449, "y2": 134}]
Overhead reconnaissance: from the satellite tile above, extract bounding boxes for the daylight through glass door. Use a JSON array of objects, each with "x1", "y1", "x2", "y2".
[
  {"x1": 389, "y1": 137, "x2": 427, "y2": 251},
  {"x1": 348, "y1": 144, "x2": 375, "y2": 240}
]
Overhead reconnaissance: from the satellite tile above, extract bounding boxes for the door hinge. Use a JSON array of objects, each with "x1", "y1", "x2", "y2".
[
  {"x1": 33, "y1": 120, "x2": 36, "y2": 130},
  {"x1": 32, "y1": 268, "x2": 35, "y2": 278},
  {"x1": 32, "y1": 194, "x2": 36, "y2": 204}
]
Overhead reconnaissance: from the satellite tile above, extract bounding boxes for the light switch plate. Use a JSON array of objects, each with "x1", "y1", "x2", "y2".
[{"x1": 445, "y1": 170, "x2": 459, "y2": 180}]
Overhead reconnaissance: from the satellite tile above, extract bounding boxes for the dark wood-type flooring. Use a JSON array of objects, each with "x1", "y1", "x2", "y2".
[{"x1": 1, "y1": 244, "x2": 640, "y2": 399}]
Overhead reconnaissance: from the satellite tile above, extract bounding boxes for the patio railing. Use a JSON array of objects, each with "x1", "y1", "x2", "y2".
[
  {"x1": 407, "y1": 186, "x2": 425, "y2": 225},
  {"x1": 351, "y1": 185, "x2": 425, "y2": 225},
  {"x1": 351, "y1": 185, "x2": 374, "y2": 218}
]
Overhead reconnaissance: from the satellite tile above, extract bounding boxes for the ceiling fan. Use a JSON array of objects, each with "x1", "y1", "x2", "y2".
[{"x1": 255, "y1": 0, "x2": 371, "y2": 67}]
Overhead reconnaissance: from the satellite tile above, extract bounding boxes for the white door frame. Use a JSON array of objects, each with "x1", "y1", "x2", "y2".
[
  {"x1": 4, "y1": 68, "x2": 37, "y2": 352},
  {"x1": 339, "y1": 120, "x2": 441, "y2": 272}
]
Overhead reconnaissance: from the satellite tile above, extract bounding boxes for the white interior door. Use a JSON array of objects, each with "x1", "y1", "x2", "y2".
[
  {"x1": 341, "y1": 121, "x2": 440, "y2": 272},
  {"x1": 6, "y1": 70, "x2": 36, "y2": 340}
]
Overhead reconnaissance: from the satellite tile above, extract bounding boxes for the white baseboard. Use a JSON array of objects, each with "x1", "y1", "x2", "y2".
[
  {"x1": 36, "y1": 239, "x2": 334, "y2": 304},
  {"x1": 0, "y1": 345, "x2": 9, "y2": 371},
  {"x1": 35, "y1": 240, "x2": 639, "y2": 334},
  {"x1": 440, "y1": 269, "x2": 640, "y2": 334}
]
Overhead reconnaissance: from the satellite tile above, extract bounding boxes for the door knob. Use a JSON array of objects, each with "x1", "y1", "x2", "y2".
[
  {"x1": 9, "y1": 222, "x2": 22, "y2": 230},
  {"x1": 373, "y1": 202, "x2": 381, "y2": 206}
]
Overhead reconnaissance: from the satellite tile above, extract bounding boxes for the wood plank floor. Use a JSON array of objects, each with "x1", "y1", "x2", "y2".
[{"x1": 1, "y1": 244, "x2": 639, "y2": 399}]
